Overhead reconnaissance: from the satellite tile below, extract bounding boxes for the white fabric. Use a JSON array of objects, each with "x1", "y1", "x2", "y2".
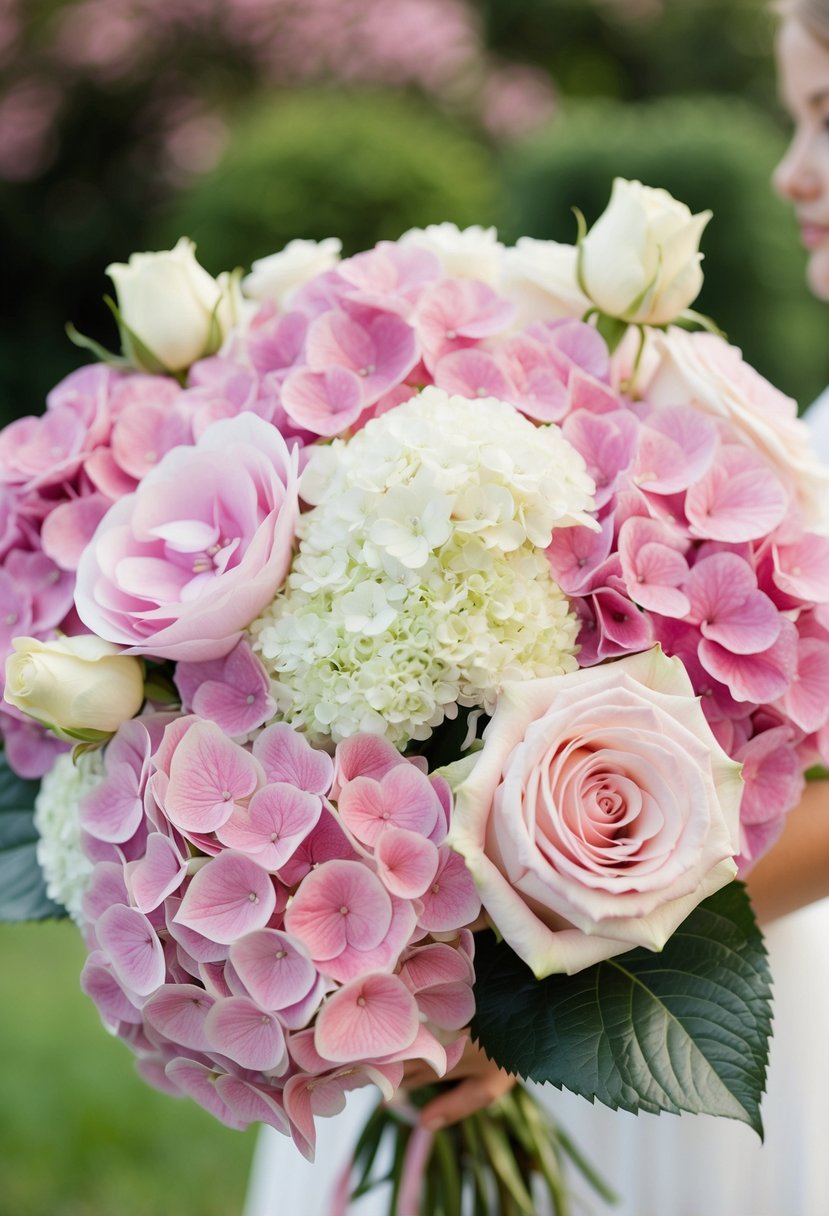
[{"x1": 244, "y1": 400, "x2": 829, "y2": 1216}]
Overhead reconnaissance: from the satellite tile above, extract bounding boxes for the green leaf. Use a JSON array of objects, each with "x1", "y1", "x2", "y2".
[
  {"x1": 0, "y1": 753, "x2": 65, "y2": 921},
  {"x1": 471, "y1": 883, "x2": 772, "y2": 1136},
  {"x1": 65, "y1": 322, "x2": 129, "y2": 368}
]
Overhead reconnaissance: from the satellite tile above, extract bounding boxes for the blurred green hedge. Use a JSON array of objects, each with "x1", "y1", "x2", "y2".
[
  {"x1": 503, "y1": 96, "x2": 829, "y2": 409},
  {"x1": 159, "y1": 90, "x2": 503, "y2": 271}
]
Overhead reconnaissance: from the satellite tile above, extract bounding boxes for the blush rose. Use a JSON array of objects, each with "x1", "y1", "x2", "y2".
[{"x1": 448, "y1": 646, "x2": 742, "y2": 977}]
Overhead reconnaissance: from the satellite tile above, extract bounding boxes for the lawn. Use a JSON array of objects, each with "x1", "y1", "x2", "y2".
[{"x1": 0, "y1": 920, "x2": 258, "y2": 1216}]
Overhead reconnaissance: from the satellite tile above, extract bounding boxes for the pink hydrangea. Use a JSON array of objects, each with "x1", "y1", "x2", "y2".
[{"x1": 77, "y1": 716, "x2": 478, "y2": 1150}]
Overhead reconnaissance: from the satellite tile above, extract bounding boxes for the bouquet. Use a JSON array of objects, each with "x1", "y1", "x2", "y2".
[{"x1": 4, "y1": 178, "x2": 828, "y2": 1211}]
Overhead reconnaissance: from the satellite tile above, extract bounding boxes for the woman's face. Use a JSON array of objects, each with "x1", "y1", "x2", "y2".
[{"x1": 774, "y1": 16, "x2": 829, "y2": 299}]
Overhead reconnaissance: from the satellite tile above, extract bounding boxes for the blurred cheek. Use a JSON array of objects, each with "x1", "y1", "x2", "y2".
[{"x1": 807, "y1": 245, "x2": 829, "y2": 300}]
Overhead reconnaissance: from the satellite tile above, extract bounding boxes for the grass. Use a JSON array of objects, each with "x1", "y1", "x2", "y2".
[{"x1": 0, "y1": 920, "x2": 258, "y2": 1216}]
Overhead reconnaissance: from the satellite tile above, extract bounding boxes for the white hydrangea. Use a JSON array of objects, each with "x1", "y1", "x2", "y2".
[
  {"x1": 252, "y1": 388, "x2": 596, "y2": 747},
  {"x1": 34, "y1": 750, "x2": 105, "y2": 925}
]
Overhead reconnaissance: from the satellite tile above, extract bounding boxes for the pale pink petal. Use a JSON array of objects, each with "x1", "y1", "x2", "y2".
[
  {"x1": 416, "y1": 848, "x2": 481, "y2": 933},
  {"x1": 41, "y1": 494, "x2": 112, "y2": 572},
  {"x1": 562, "y1": 409, "x2": 638, "y2": 508},
  {"x1": 338, "y1": 765, "x2": 440, "y2": 848},
  {"x1": 634, "y1": 406, "x2": 718, "y2": 493},
  {"x1": 276, "y1": 805, "x2": 360, "y2": 886},
  {"x1": 375, "y1": 828, "x2": 439, "y2": 898},
  {"x1": 165, "y1": 720, "x2": 263, "y2": 834},
  {"x1": 96, "y1": 903, "x2": 166, "y2": 996},
  {"x1": 686, "y1": 446, "x2": 788, "y2": 542},
  {"x1": 253, "y1": 723, "x2": 334, "y2": 794},
  {"x1": 314, "y1": 973, "x2": 419, "y2": 1063},
  {"x1": 432, "y1": 349, "x2": 513, "y2": 401},
  {"x1": 415, "y1": 982, "x2": 475, "y2": 1031},
  {"x1": 700, "y1": 619, "x2": 798, "y2": 703},
  {"x1": 143, "y1": 983, "x2": 216, "y2": 1051},
  {"x1": 165, "y1": 896, "x2": 230, "y2": 964},
  {"x1": 204, "y1": 996, "x2": 288, "y2": 1072},
  {"x1": 216, "y1": 784, "x2": 322, "y2": 868},
  {"x1": 80, "y1": 952, "x2": 142, "y2": 1026},
  {"x1": 79, "y1": 763, "x2": 145, "y2": 844},
  {"x1": 283, "y1": 860, "x2": 392, "y2": 960},
  {"x1": 126, "y1": 832, "x2": 187, "y2": 913},
  {"x1": 321, "y1": 896, "x2": 417, "y2": 984},
  {"x1": 214, "y1": 1075, "x2": 291, "y2": 1134},
  {"x1": 545, "y1": 517, "x2": 614, "y2": 595},
  {"x1": 773, "y1": 534, "x2": 829, "y2": 603},
  {"x1": 164, "y1": 1058, "x2": 247, "y2": 1129},
  {"x1": 778, "y1": 636, "x2": 829, "y2": 732},
  {"x1": 280, "y1": 366, "x2": 364, "y2": 437},
  {"x1": 82, "y1": 861, "x2": 129, "y2": 924},
  {"x1": 229, "y1": 928, "x2": 317, "y2": 1011},
  {"x1": 331, "y1": 734, "x2": 406, "y2": 795},
  {"x1": 399, "y1": 942, "x2": 474, "y2": 992},
  {"x1": 174, "y1": 852, "x2": 277, "y2": 944},
  {"x1": 686, "y1": 553, "x2": 780, "y2": 655}
]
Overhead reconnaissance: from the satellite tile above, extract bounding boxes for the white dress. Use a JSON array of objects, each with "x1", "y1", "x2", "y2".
[{"x1": 244, "y1": 398, "x2": 829, "y2": 1216}]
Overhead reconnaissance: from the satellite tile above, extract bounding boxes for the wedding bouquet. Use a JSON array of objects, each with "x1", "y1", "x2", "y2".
[{"x1": 4, "y1": 178, "x2": 829, "y2": 1212}]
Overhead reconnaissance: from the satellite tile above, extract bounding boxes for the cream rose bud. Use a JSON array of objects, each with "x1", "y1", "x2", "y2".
[
  {"x1": 4, "y1": 635, "x2": 145, "y2": 738},
  {"x1": 106, "y1": 238, "x2": 240, "y2": 372},
  {"x1": 580, "y1": 178, "x2": 711, "y2": 326},
  {"x1": 447, "y1": 647, "x2": 742, "y2": 979}
]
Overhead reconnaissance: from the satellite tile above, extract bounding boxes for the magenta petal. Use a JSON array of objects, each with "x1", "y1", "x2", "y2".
[
  {"x1": 214, "y1": 1075, "x2": 291, "y2": 1134},
  {"x1": 229, "y1": 928, "x2": 317, "y2": 1011},
  {"x1": 143, "y1": 984, "x2": 216, "y2": 1051},
  {"x1": 96, "y1": 903, "x2": 166, "y2": 997},
  {"x1": 127, "y1": 833, "x2": 187, "y2": 913},
  {"x1": 174, "y1": 852, "x2": 277, "y2": 944},
  {"x1": 416, "y1": 848, "x2": 481, "y2": 933},
  {"x1": 164, "y1": 1058, "x2": 247, "y2": 1129},
  {"x1": 252, "y1": 723, "x2": 334, "y2": 795},
  {"x1": 375, "y1": 828, "x2": 439, "y2": 899},
  {"x1": 314, "y1": 973, "x2": 419, "y2": 1063},
  {"x1": 205, "y1": 996, "x2": 289, "y2": 1072},
  {"x1": 217, "y1": 783, "x2": 322, "y2": 868},
  {"x1": 165, "y1": 720, "x2": 262, "y2": 834}
]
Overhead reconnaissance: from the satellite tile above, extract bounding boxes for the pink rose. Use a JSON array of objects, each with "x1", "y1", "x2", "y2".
[
  {"x1": 74, "y1": 415, "x2": 299, "y2": 661},
  {"x1": 448, "y1": 647, "x2": 742, "y2": 977}
]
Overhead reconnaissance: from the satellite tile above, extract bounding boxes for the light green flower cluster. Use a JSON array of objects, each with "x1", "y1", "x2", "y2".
[
  {"x1": 34, "y1": 750, "x2": 105, "y2": 923},
  {"x1": 251, "y1": 388, "x2": 596, "y2": 747}
]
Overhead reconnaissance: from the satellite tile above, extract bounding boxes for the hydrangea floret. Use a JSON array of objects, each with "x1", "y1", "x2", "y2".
[{"x1": 251, "y1": 387, "x2": 596, "y2": 746}]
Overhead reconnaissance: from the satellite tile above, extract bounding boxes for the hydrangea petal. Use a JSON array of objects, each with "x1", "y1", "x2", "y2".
[
  {"x1": 165, "y1": 721, "x2": 262, "y2": 834},
  {"x1": 204, "y1": 996, "x2": 288, "y2": 1072},
  {"x1": 375, "y1": 828, "x2": 439, "y2": 898},
  {"x1": 252, "y1": 723, "x2": 334, "y2": 794},
  {"x1": 216, "y1": 784, "x2": 322, "y2": 868},
  {"x1": 283, "y1": 860, "x2": 392, "y2": 960},
  {"x1": 214, "y1": 1075, "x2": 291, "y2": 1134},
  {"x1": 164, "y1": 1058, "x2": 247, "y2": 1130},
  {"x1": 416, "y1": 848, "x2": 481, "y2": 932},
  {"x1": 229, "y1": 929, "x2": 318, "y2": 1011},
  {"x1": 174, "y1": 852, "x2": 276, "y2": 944},
  {"x1": 143, "y1": 983, "x2": 216, "y2": 1051},
  {"x1": 96, "y1": 903, "x2": 166, "y2": 996},
  {"x1": 127, "y1": 832, "x2": 187, "y2": 913},
  {"x1": 314, "y1": 972, "x2": 419, "y2": 1063}
]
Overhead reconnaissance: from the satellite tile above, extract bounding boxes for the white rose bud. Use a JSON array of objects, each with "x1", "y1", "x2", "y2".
[
  {"x1": 106, "y1": 237, "x2": 240, "y2": 373},
  {"x1": 4, "y1": 635, "x2": 145, "y2": 740},
  {"x1": 243, "y1": 238, "x2": 342, "y2": 309},
  {"x1": 579, "y1": 178, "x2": 711, "y2": 327}
]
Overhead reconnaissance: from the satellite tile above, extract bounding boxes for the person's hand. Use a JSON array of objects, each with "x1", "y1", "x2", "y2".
[{"x1": 403, "y1": 1035, "x2": 516, "y2": 1130}]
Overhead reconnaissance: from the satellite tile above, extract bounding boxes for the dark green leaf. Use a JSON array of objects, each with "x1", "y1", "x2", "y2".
[
  {"x1": 0, "y1": 754, "x2": 65, "y2": 920},
  {"x1": 471, "y1": 883, "x2": 771, "y2": 1136}
]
